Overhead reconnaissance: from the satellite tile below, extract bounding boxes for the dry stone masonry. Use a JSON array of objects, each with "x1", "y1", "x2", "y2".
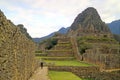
[
  {"x1": 83, "y1": 48, "x2": 120, "y2": 70},
  {"x1": 0, "y1": 10, "x2": 38, "y2": 80},
  {"x1": 48, "y1": 66, "x2": 99, "y2": 78}
]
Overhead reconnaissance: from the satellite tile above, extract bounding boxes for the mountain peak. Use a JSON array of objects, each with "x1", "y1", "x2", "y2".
[
  {"x1": 69, "y1": 7, "x2": 110, "y2": 36},
  {"x1": 84, "y1": 7, "x2": 97, "y2": 11}
]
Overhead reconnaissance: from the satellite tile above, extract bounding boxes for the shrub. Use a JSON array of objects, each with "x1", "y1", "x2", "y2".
[
  {"x1": 45, "y1": 38, "x2": 58, "y2": 50},
  {"x1": 35, "y1": 50, "x2": 42, "y2": 53}
]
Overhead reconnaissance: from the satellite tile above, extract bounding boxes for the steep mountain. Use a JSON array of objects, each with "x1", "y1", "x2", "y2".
[
  {"x1": 33, "y1": 27, "x2": 69, "y2": 43},
  {"x1": 17, "y1": 24, "x2": 32, "y2": 40},
  {"x1": 108, "y1": 20, "x2": 120, "y2": 35},
  {"x1": 68, "y1": 7, "x2": 111, "y2": 36}
]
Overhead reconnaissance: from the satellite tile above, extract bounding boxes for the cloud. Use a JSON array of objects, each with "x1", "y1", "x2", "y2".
[
  {"x1": 90, "y1": 0, "x2": 120, "y2": 23},
  {"x1": 0, "y1": 0, "x2": 120, "y2": 37}
]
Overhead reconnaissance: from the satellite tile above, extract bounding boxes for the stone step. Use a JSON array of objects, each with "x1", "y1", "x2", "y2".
[
  {"x1": 46, "y1": 49, "x2": 73, "y2": 57},
  {"x1": 53, "y1": 46, "x2": 72, "y2": 50},
  {"x1": 35, "y1": 53, "x2": 47, "y2": 56},
  {"x1": 58, "y1": 41, "x2": 70, "y2": 44}
]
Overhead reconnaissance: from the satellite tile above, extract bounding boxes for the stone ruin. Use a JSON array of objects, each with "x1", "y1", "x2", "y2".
[{"x1": 0, "y1": 10, "x2": 38, "y2": 80}]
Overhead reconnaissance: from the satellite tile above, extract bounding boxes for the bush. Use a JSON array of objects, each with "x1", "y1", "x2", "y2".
[
  {"x1": 79, "y1": 43, "x2": 92, "y2": 55},
  {"x1": 35, "y1": 50, "x2": 42, "y2": 53},
  {"x1": 45, "y1": 38, "x2": 58, "y2": 50},
  {"x1": 77, "y1": 37, "x2": 93, "y2": 55}
]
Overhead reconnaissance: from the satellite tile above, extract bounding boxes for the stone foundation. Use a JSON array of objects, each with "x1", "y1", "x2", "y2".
[{"x1": 48, "y1": 66, "x2": 99, "y2": 78}]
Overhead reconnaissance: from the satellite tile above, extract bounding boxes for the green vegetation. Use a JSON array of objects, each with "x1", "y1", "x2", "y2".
[
  {"x1": 49, "y1": 71, "x2": 93, "y2": 80},
  {"x1": 77, "y1": 36, "x2": 120, "y2": 55},
  {"x1": 77, "y1": 36, "x2": 117, "y2": 42},
  {"x1": 44, "y1": 38, "x2": 58, "y2": 50},
  {"x1": 36, "y1": 56, "x2": 75, "y2": 60},
  {"x1": 36, "y1": 56, "x2": 74, "y2": 59},
  {"x1": 78, "y1": 41, "x2": 92, "y2": 55},
  {"x1": 39, "y1": 38, "x2": 58, "y2": 50},
  {"x1": 35, "y1": 50, "x2": 42, "y2": 53},
  {"x1": 113, "y1": 34, "x2": 120, "y2": 42},
  {"x1": 57, "y1": 43, "x2": 71, "y2": 46},
  {"x1": 46, "y1": 50, "x2": 72, "y2": 52},
  {"x1": 49, "y1": 71, "x2": 81, "y2": 80},
  {"x1": 45, "y1": 60, "x2": 95, "y2": 66}
]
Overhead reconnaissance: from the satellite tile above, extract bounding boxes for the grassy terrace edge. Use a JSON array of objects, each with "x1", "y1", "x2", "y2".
[
  {"x1": 45, "y1": 60, "x2": 96, "y2": 66},
  {"x1": 49, "y1": 71, "x2": 93, "y2": 80}
]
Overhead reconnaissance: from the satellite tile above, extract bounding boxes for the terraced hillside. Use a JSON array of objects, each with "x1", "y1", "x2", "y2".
[
  {"x1": 77, "y1": 36, "x2": 120, "y2": 70},
  {"x1": 46, "y1": 37, "x2": 74, "y2": 57},
  {"x1": 36, "y1": 37, "x2": 98, "y2": 80},
  {"x1": 36, "y1": 7, "x2": 120, "y2": 80},
  {"x1": 37, "y1": 37, "x2": 76, "y2": 61}
]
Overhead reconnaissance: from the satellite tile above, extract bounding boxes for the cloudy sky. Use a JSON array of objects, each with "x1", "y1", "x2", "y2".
[{"x1": 0, "y1": 0, "x2": 120, "y2": 38}]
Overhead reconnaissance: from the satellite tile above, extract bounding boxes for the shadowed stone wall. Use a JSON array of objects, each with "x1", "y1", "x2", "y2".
[
  {"x1": 49, "y1": 66, "x2": 120, "y2": 80},
  {"x1": 48, "y1": 66, "x2": 99, "y2": 78},
  {"x1": 0, "y1": 10, "x2": 38, "y2": 80}
]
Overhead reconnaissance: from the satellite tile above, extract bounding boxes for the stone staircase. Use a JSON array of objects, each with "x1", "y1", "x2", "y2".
[
  {"x1": 46, "y1": 37, "x2": 74, "y2": 57},
  {"x1": 38, "y1": 37, "x2": 75, "y2": 60}
]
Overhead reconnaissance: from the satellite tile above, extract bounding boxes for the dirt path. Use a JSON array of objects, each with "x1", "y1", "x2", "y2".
[{"x1": 29, "y1": 67, "x2": 50, "y2": 80}]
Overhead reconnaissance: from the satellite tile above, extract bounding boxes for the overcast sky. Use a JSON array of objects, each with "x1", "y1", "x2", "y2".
[{"x1": 0, "y1": 0, "x2": 120, "y2": 38}]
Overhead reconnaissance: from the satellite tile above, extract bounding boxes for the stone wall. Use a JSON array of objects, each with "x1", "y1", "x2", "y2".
[
  {"x1": 48, "y1": 66, "x2": 99, "y2": 78},
  {"x1": 83, "y1": 48, "x2": 120, "y2": 70},
  {"x1": 70, "y1": 37, "x2": 82, "y2": 60},
  {"x1": 46, "y1": 50, "x2": 74, "y2": 57},
  {"x1": 49, "y1": 66, "x2": 120, "y2": 80},
  {"x1": 0, "y1": 10, "x2": 38, "y2": 80}
]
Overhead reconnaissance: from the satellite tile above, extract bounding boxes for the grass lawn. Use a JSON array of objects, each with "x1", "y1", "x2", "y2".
[
  {"x1": 45, "y1": 60, "x2": 95, "y2": 66},
  {"x1": 49, "y1": 71, "x2": 92, "y2": 80},
  {"x1": 49, "y1": 71, "x2": 81, "y2": 80},
  {"x1": 36, "y1": 56, "x2": 75, "y2": 60},
  {"x1": 36, "y1": 56, "x2": 74, "y2": 59}
]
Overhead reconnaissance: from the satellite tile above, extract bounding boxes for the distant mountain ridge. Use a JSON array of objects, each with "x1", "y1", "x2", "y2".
[
  {"x1": 32, "y1": 27, "x2": 69, "y2": 43},
  {"x1": 108, "y1": 20, "x2": 120, "y2": 35}
]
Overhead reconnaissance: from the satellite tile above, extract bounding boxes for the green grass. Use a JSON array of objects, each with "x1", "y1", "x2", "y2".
[
  {"x1": 35, "y1": 50, "x2": 42, "y2": 53},
  {"x1": 49, "y1": 71, "x2": 93, "y2": 80},
  {"x1": 36, "y1": 56, "x2": 74, "y2": 59},
  {"x1": 49, "y1": 71, "x2": 81, "y2": 80},
  {"x1": 46, "y1": 50, "x2": 72, "y2": 52},
  {"x1": 36, "y1": 56, "x2": 75, "y2": 60},
  {"x1": 45, "y1": 60, "x2": 95, "y2": 66}
]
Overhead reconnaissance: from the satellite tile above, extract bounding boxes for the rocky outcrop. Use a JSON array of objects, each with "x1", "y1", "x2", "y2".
[
  {"x1": 0, "y1": 10, "x2": 38, "y2": 80},
  {"x1": 17, "y1": 24, "x2": 32, "y2": 40},
  {"x1": 68, "y1": 7, "x2": 111, "y2": 37}
]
